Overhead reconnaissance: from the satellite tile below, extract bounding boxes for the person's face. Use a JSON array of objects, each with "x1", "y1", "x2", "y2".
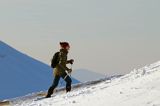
[
  {"x1": 60, "y1": 46, "x2": 70, "y2": 51},
  {"x1": 66, "y1": 46, "x2": 70, "y2": 51}
]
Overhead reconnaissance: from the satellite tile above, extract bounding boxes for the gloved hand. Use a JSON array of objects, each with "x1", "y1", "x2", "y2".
[
  {"x1": 68, "y1": 59, "x2": 74, "y2": 64},
  {"x1": 67, "y1": 69, "x2": 72, "y2": 73}
]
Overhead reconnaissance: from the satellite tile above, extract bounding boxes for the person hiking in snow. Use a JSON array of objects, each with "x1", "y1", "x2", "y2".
[{"x1": 46, "y1": 42, "x2": 74, "y2": 98}]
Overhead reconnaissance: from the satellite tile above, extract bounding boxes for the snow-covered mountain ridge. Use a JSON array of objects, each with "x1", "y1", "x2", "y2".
[{"x1": 6, "y1": 61, "x2": 160, "y2": 106}]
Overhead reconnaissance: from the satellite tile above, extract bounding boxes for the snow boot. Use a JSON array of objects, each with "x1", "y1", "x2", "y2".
[
  {"x1": 66, "y1": 86, "x2": 71, "y2": 93},
  {"x1": 46, "y1": 87, "x2": 54, "y2": 98}
]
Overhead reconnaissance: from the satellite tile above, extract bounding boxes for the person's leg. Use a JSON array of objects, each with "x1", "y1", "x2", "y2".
[
  {"x1": 46, "y1": 75, "x2": 60, "y2": 98},
  {"x1": 62, "y1": 73, "x2": 72, "y2": 92}
]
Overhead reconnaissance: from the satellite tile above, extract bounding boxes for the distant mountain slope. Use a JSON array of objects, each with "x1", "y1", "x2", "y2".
[
  {"x1": 0, "y1": 41, "x2": 79, "y2": 100},
  {"x1": 72, "y1": 69, "x2": 105, "y2": 82},
  {"x1": 8, "y1": 61, "x2": 160, "y2": 106}
]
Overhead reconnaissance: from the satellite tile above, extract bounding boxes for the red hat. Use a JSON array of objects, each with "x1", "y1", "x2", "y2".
[{"x1": 60, "y1": 42, "x2": 70, "y2": 48}]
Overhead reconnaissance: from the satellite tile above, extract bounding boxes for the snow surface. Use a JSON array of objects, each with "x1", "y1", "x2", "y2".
[
  {"x1": 0, "y1": 41, "x2": 79, "y2": 100},
  {"x1": 9, "y1": 61, "x2": 160, "y2": 106}
]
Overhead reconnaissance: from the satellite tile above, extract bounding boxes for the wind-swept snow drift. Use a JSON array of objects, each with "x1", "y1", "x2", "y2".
[
  {"x1": 10, "y1": 61, "x2": 160, "y2": 106},
  {"x1": 0, "y1": 41, "x2": 79, "y2": 100}
]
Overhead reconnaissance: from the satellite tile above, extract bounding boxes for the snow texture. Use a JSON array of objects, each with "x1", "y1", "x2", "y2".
[{"x1": 9, "y1": 61, "x2": 160, "y2": 106}]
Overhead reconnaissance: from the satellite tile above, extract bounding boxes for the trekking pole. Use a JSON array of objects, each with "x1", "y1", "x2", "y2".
[
  {"x1": 64, "y1": 64, "x2": 73, "y2": 80},
  {"x1": 60, "y1": 64, "x2": 73, "y2": 88},
  {"x1": 64, "y1": 71, "x2": 71, "y2": 80}
]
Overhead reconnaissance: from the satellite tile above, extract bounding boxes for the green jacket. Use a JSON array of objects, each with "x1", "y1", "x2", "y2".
[{"x1": 54, "y1": 49, "x2": 70, "y2": 76}]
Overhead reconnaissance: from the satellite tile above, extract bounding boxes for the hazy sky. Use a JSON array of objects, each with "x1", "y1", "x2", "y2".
[{"x1": 1, "y1": 0, "x2": 160, "y2": 75}]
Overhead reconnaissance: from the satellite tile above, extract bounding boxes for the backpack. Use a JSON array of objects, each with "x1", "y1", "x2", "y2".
[{"x1": 51, "y1": 52, "x2": 60, "y2": 68}]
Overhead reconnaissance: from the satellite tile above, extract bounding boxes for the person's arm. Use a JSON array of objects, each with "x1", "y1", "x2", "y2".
[
  {"x1": 58, "y1": 64, "x2": 70, "y2": 71},
  {"x1": 67, "y1": 59, "x2": 74, "y2": 64}
]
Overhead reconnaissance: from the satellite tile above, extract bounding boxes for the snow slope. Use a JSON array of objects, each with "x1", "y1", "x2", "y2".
[
  {"x1": 9, "y1": 61, "x2": 160, "y2": 106},
  {"x1": 0, "y1": 41, "x2": 79, "y2": 100}
]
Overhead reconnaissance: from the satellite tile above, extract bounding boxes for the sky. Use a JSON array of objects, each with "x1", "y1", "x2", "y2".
[{"x1": 0, "y1": 0, "x2": 160, "y2": 75}]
